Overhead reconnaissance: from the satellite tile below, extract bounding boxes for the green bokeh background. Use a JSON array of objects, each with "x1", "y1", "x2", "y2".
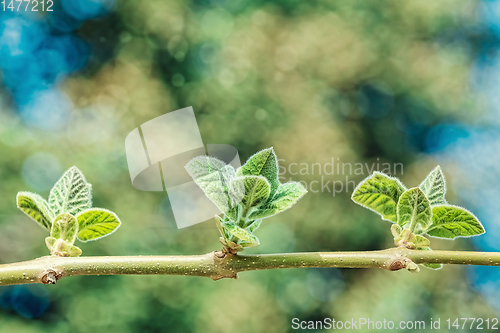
[{"x1": 0, "y1": 1, "x2": 497, "y2": 332}]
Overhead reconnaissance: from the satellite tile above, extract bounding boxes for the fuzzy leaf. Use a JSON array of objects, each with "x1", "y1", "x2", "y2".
[
  {"x1": 225, "y1": 204, "x2": 240, "y2": 222},
  {"x1": 66, "y1": 244, "x2": 83, "y2": 257},
  {"x1": 247, "y1": 219, "x2": 263, "y2": 233},
  {"x1": 51, "y1": 213, "x2": 78, "y2": 245},
  {"x1": 46, "y1": 237, "x2": 82, "y2": 257},
  {"x1": 76, "y1": 208, "x2": 121, "y2": 242},
  {"x1": 230, "y1": 176, "x2": 270, "y2": 209},
  {"x1": 48, "y1": 167, "x2": 92, "y2": 216},
  {"x1": 248, "y1": 182, "x2": 307, "y2": 219},
  {"x1": 185, "y1": 156, "x2": 227, "y2": 180},
  {"x1": 188, "y1": 162, "x2": 241, "y2": 214},
  {"x1": 16, "y1": 192, "x2": 55, "y2": 230},
  {"x1": 426, "y1": 205, "x2": 485, "y2": 239},
  {"x1": 45, "y1": 236, "x2": 57, "y2": 250},
  {"x1": 215, "y1": 215, "x2": 231, "y2": 240},
  {"x1": 222, "y1": 222, "x2": 260, "y2": 246},
  {"x1": 351, "y1": 172, "x2": 406, "y2": 223},
  {"x1": 397, "y1": 187, "x2": 432, "y2": 231},
  {"x1": 419, "y1": 166, "x2": 447, "y2": 206},
  {"x1": 236, "y1": 148, "x2": 280, "y2": 201},
  {"x1": 193, "y1": 171, "x2": 233, "y2": 213},
  {"x1": 415, "y1": 235, "x2": 430, "y2": 249}
]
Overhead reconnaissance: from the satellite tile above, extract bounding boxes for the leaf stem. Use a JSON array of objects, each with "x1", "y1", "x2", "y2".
[{"x1": 1, "y1": 248, "x2": 499, "y2": 286}]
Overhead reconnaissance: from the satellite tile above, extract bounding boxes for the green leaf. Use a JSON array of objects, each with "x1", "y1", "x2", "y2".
[
  {"x1": 247, "y1": 219, "x2": 263, "y2": 233},
  {"x1": 222, "y1": 222, "x2": 260, "y2": 246},
  {"x1": 215, "y1": 215, "x2": 231, "y2": 240},
  {"x1": 351, "y1": 172, "x2": 407, "y2": 223},
  {"x1": 45, "y1": 236, "x2": 57, "y2": 250},
  {"x1": 248, "y1": 182, "x2": 307, "y2": 219},
  {"x1": 45, "y1": 237, "x2": 82, "y2": 257},
  {"x1": 225, "y1": 204, "x2": 241, "y2": 222},
  {"x1": 415, "y1": 235, "x2": 430, "y2": 249},
  {"x1": 194, "y1": 171, "x2": 232, "y2": 213},
  {"x1": 48, "y1": 166, "x2": 92, "y2": 216},
  {"x1": 188, "y1": 163, "x2": 239, "y2": 214},
  {"x1": 230, "y1": 176, "x2": 270, "y2": 209},
  {"x1": 419, "y1": 166, "x2": 447, "y2": 206},
  {"x1": 236, "y1": 148, "x2": 280, "y2": 201},
  {"x1": 76, "y1": 208, "x2": 121, "y2": 242},
  {"x1": 185, "y1": 156, "x2": 228, "y2": 180},
  {"x1": 16, "y1": 191, "x2": 55, "y2": 230},
  {"x1": 426, "y1": 205, "x2": 485, "y2": 239},
  {"x1": 66, "y1": 244, "x2": 83, "y2": 257},
  {"x1": 397, "y1": 187, "x2": 432, "y2": 231},
  {"x1": 51, "y1": 213, "x2": 78, "y2": 245}
]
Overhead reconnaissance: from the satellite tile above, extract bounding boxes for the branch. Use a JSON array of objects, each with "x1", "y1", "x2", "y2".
[{"x1": 1, "y1": 248, "x2": 499, "y2": 286}]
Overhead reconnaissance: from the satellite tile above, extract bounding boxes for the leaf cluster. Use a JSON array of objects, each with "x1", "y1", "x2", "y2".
[
  {"x1": 17, "y1": 167, "x2": 121, "y2": 257},
  {"x1": 352, "y1": 166, "x2": 485, "y2": 270},
  {"x1": 186, "y1": 148, "x2": 307, "y2": 253}
]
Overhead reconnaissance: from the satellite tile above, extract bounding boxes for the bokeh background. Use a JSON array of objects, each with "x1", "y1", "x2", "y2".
[{"x1": 0, "y1": 0, "x2": 500, "y2": 332}]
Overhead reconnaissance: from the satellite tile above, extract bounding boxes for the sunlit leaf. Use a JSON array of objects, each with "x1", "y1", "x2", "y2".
[
  {"x1": 48, "y1": 166, "x2": 92, "y2": 216},
  {"x1": 16, "y1": 191, "x2": 54, "y2": 230},
  {"x1": 426, "y1": 205, "x2": 485, "y2": 239},
  {"x1": 76, "y1": 208, "x2": 121, "y2": 242},
  {"x1": 215, "y1": 215, "x2": 231, "y2": 240},
  {"x1": 419, "y1": 166, "x2": 447, "y2": 206},
  {"x1": 415, "y1": 234, "x2": 430, "y2": 249},
  {"x1": 351, "y1": 172, "x2": 406, "y2": 223},
  {"x1": 230, "y1": 176, "x2": 270, "y2": 209},
  {"x1": 185, "y1": 156, "x2": 228, "y2": 181},
  {"x1": 221, "y1": 222, "x2": 259, "y2": 246},
  {"x1": 397, "y1": 187, "x2": 432, "y2": 231},
  {"x1": 249, "y1": 182, "x2": 307, "y2": 219},
  {"x1": 51, "y1": 213, "x2": 78, "y2": 244},
  {"x1": 247, "y1": 219, "x2": 263, "y2": 233},
  {"x1": 236, "y1": 148, "x2": 280, "y2": 201}
]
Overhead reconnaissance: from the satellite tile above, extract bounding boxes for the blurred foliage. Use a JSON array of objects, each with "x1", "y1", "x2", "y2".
[{"x1": 0, "y1": 0, "x2": 498, "y2": 332}]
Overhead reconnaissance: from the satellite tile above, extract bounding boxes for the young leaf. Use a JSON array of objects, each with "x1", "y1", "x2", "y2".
[
  {"x1": 185, "y1": 156, "x2": 228, "y2": 180},
  {"x1": 397, "y1": 187, "x2": 432, "y2": 231},
  {"x1": 51, "y1": 213, "x2": 79, "y2": 245},
  {"x1": 76, "y1": 208, "x2": 121, "y2": 242},
  {"x1": 248, "y1": 182, "x2": 307, "y2": 219},
  {"x1": 222, "y1": 222, "x2": 260, "y2": 246},
  {"x1": 247, "y1": 219, "x2": 263, "y2": 233},
  {"x1": 230, "y1": 176, "x2": 270, "y2": 209},
  {"x1": 236, "y1": 148, "x2": 280, "y2": 201},
  {"x1": 46, "y1": 237, "x2": 82, "y2": 257},
  {"x1": 415, "y1": 235, "x2": 430, "y2": 249},
  {"x1": 66, "y1": 244, "x2": 83, "y2": 257},
  {"x1": 48, "y1": 166, "x2": 92, "y2": 216},
  {"x1": 351, "y1": 172, "x2": 406, "y2": 223},
  {"x1": 419, "y1": 166, "x2": 447, "y2": 206},
  {"x1": 193, "y1": 170, "x2": 234, "y2": 214},
  {"x1": 225, "y1": 204, "x2": 241, "y2": 223},
  {"x1": 16, "y1": 192, "x2": 55, "y2": 230},
  {"x1": 45, "y1": 236, "x2": 57, "y2": 251},
  {"x1": 215, "y1": 215, "x2": 231, "y2": 240},
  {"x1": 426, "y1": 205, "x2": 485, "y2": 239}
]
